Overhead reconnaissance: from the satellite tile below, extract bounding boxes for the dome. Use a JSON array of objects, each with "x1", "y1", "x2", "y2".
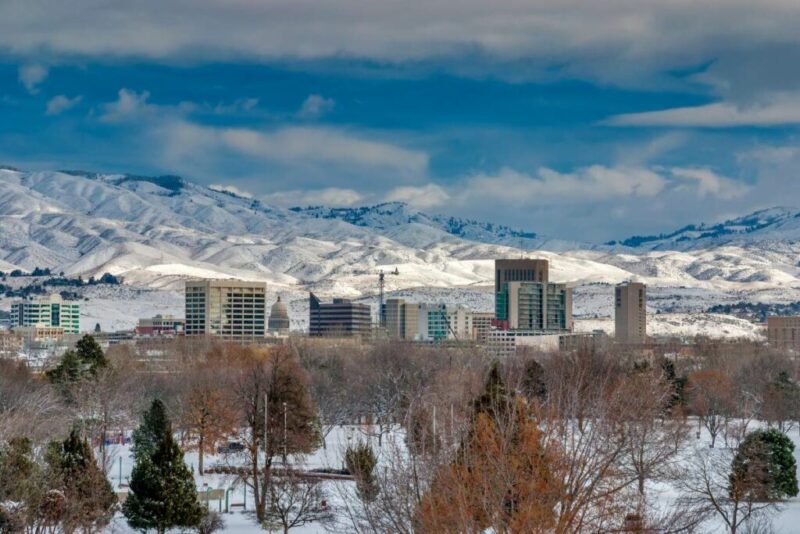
[{"x1": 268, "y1": 296, "x2": 290, "y2": 332}]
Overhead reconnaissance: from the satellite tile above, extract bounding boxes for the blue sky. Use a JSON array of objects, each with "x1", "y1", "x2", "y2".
[{"x1": 2, "y1": 1, "x2": 800, "y2": 241}]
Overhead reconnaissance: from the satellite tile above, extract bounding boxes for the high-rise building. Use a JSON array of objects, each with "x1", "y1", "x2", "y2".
[
  {"x1": 495, "y1": 258, "x2": 549, "y2": 293},
  {"x1": 615, "y1": 282, "x2": 646, "y2": 344},
  {"x1": 268, "y1": 296, "x2": 291, "y2": 334},
  {"x1": 496, "y1": 281, "x2": 572, "y2": 331},
  {"x1": 10, "y1": 294, "x2": 80, "y2": 334},
  {"x1": 385, "y1": 298, "x2": 482, "y2": 342},
  {"x1": 184, "y1": 279, "x2": 266, "y2": 340},
  {"x1": 767, "y1": 316, "x2": 800, "y2": 351},
  {"x1": 309, "y1": 293, "x2": 371, "y2": 337}
]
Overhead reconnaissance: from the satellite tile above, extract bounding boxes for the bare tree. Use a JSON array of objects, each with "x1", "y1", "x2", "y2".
[
  {"x1": 266, "y1": 466, "x2": 333, "y2": 533},
  {"x1": 677, "y1": 447, "x2": 780, "y2": 534}
]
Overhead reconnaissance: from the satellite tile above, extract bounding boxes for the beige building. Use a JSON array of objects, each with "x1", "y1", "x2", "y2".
[
  {"x1": 185, "y1": 279, "x2": 267, "y2": 340},
  {"x1": 495, "y1": 258, "x2": 549, "y2": 292},
  {"x1": 768, "y1": 316, "x2": 800, "y2": 351},
  {"x1": 471, "y1": 312, "x2": 494, "y2": 342},
  {"x1": 615, "y1": 282, "x2": 647, "y2": 344}
]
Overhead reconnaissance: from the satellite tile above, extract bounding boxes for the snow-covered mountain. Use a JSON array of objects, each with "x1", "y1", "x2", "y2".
[
  {"x1": 290, "y1": 203, "x2": 587, "y2": 251},
  {"x1": 1, "y1": 167, "x2": 798, "y2": 337},
  {"x1": 608, "y1": 207, "x2": 800, "y2": 250}
]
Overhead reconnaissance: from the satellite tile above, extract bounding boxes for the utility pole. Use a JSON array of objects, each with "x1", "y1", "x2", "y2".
[
  {"x1": 283, "y1": 401, "x2": 288, "y2": 464},
  {"x1": 264, "y1": 393, "x2": 268, "y2": 457},
  {"x1": 432, "y1": 404, "x2": 437, "y2": 454}
]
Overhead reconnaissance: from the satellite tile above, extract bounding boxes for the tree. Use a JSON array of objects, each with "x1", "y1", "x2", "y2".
[
  {"x1": 345, "y1": 442, "x2": 378, "y2": 502},
  {"x1": 418, "y1": 399, "x2": 563, "y2": 533},
  {"x1": 678, "y1": 447, "x2": 778, "y2": 534},
  {"x1": 229, "y1": 346, "x2": 320, "y2": 523},
  {"x1": 688, "y1": 369, "x2": 735, "y2": 448},
  {"x1": 266, "y1": 468, "x2": 333, "y2": 533},
  {"x1": 732, "y1": 429, "x2": 798, "y2": 501},
  {"x1": 762, "y1": 372, "x2": 800, "y2": 433},
  {"x1": 132, "y1": 399, "x2": 170, "y2": 461},
  {"x1": 49, "y1": 428, "x2": 117, "y2": 533},
  {"x1": 176, "y1": 366, "x2": 236, "y2": 475},
  {"x1": 123, "y1": 430, "x2": 203, "y2": 534},
  {"x1": 520, "y1": 358, "x2": 547, "y2": 402},
  {"x1": 46, "y1": 334, "x2": 108, "y2": 386}
]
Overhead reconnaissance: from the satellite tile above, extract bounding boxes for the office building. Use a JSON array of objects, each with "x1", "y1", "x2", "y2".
[
  {"x1": 495, "y1": 258, "x2": 549, "y2": 293},
  {"x1": 135, "y1": 314, "x2": 185, "y2": 337},
  {"x1": 471, "y1": 312, "x2": 495, "y2": 342},
  {"x1": 268, "y1": 296, "x2": 291, "y2": 333},
  {"x1": 185, "y1": 279, "x2": 267, "y2": 340},
  {"x1": 496, "y1": 281, "x2": 572, "y2": 332},
  {"x1": 309, "y1": 293, "x2": 371, "y2": 337},
  {"x1": 10, "y1": 294, "x2": 80, "y2": 334},
  {"x1": 615, "y1": 282, "x2": 647, "y2": 344},
  {"x1": 385, "y1": 298, "x2": 483, "y2": 342},
  {"x1": 768, "y1": 316, "x2": 800, "y2": 351}
]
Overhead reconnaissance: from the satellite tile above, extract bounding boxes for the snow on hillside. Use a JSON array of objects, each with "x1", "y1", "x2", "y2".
[{"x1": 0, "y1": 167, "x2": 797, "y2": 338}]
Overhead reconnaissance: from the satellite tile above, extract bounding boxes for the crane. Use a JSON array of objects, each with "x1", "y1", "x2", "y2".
[{"x1": 378, "y1": 267, "x2": 400, "y2": 327}]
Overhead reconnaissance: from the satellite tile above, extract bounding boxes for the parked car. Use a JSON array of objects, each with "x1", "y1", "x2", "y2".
[{"x1": 217, "y1": 441, "x2": 245, "y2": 454}]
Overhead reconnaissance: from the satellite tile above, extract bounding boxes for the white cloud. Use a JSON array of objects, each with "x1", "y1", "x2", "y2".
[
  {"x1": 208, "y1": 183, "x2": 253, "y2": 199},
  {"x1": 459, "y1": 166, "x2": 666, "y2": 207},
  {"x1": 263, "y1": 187, "x2": 364, "y2": 207},
  {"x1": 100, "y1": 89, "x2": 153, "y2": 123},
  {"x1": 299, "y1": 94, "x2": 335, "y2": 119},
  {"x1": 176, "y1": 123, "x2": 428, "y2": 171},
  {"x1": 45, "y1": 94, "x2": 82, "y2": 115},
  {"x1": 4, "y1": 1, "x2": 800, "y2": 89},
  {"x1": 18, "y1": 63, "x2": 47, "y2": 94},
  {"x1": 669, "y1": 167, "x2": 749, "y2": 200},
  {"x1": 606, "y1": 93, "x2": 800, "y2": 127},
  {"x1": 385, "y1": 184, "x2": 450, "y2": 209}
]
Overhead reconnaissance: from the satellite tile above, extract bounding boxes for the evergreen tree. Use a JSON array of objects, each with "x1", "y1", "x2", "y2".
[
  {"x1": 472, "y1": 361, "x2": 512, "y2": 422},
  {"x1": 132, "y1": 399, "x2": 170, "y2": 461},
  {"x1": 74, "y1": 334, "x2": 107, "y2": 375},
  {"x1": 46, "y1": 334, "x2": 107, "y2": 386},
  {"x1": 732, "y1": 428, "x2": 799, "y2": 501},
  {"x1": 521, "y1": 359, "x2": 547, "y2": 402},
  {"x1": 123, "y1": 431, "x2": 203, "y2": 534},
  {"x1": 345, "y1": 442, "x2": 378, "y2": 502},
  {"x1": 0, "y1": 437, "x2": 42, "y2": 504},
  {"x1": 50, "y1": 429, "x2": 117, "y2": 533}
]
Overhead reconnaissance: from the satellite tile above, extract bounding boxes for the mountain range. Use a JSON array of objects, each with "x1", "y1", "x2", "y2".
[{"x1": 0, "y1": 167, "x2": 798, "y2": 329}]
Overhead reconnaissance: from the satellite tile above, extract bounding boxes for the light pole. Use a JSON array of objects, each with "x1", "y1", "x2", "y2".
[{"x1": 282, "y1": 401, "x2": 288, "y2": 464}]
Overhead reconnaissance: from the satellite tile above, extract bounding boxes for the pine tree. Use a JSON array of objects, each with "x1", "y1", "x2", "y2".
[
  {"x1": 472, "y1": 361, "x2": 512, "y2": 422},
  {"x1": 521, "y1": 359, "x2": 547, "y2": 402},
  {"x1": 132, "y1": 399, "x2": 170, "y2": 461},
  {"x1": 74, "y1": 334, "x2": 108, "y2": 375},
  {"x1": 732, "y1": 428, "x2": 799, "y2": 501},
  {"x1": 123, "y1": 430, "x2": 203, "y2": 534},
  {"x1": 345, "y1": 442, "x2": 378, "y2": 502},
  {"x1": 50, "y1": 429, "x2": 117, "y2": 533}
]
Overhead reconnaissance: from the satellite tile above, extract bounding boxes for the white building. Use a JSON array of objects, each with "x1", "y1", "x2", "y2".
[{"x1": 10, "y1": 294, "x2": 80, "y2": 334}]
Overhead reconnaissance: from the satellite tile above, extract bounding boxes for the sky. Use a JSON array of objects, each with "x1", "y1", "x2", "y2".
[{"x1": 2, "y1": 1, "x2": 800, "y2": 242}]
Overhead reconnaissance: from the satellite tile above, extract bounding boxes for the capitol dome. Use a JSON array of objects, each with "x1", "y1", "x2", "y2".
[{"x1": 268, "y1": 296, "x2": 290, "y2": 332}]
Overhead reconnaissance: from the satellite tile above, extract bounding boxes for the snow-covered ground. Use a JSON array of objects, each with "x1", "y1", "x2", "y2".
[{"x1": 102, "y1": 422, "x2": 800, "y2": 533}]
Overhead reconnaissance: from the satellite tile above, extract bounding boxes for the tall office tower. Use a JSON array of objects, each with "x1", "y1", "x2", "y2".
[
  {"x1": 494, "y1": 258, "x2": 549, "y2": 293},
  {"x1": 496, "y1": 281, "x2": 572, "y2": 331},
  {"x1": 384, "y1": 298, "x2": 407, "y2": 339},
  {"x1": 615, "y1": 282, "x2": 647, "y2": 344},
  {"x1": 309, "y1": 293, "x2": 372, "y2": 337},
  {"x1": 767, "y1": 316, "x2": 800, "y2": 351},
  {"x1": 11, "y1": 294, "x2": 80, "y2": 334},
  {"x1": 184, "y1": 279, "x2": 267, "y2": 340}
]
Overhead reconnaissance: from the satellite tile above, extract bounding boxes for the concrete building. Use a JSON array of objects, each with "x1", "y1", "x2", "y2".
[
  {"x1": 615, "y1": 282, "x2": 647, "y2": 344},
  {"x1": 10, "y1": 294, "x2": 80, "y2": 334},
  {"x1": 385, "y1": 298, "x2": 483, "y2": 342},
  {"x1": 768, "y1": 316, "x2": 800, "y2": 351},
  {"x1": 471, "y1": 312, "x2": 495, "y2": 342},
  {"x1": 495, "y1": 258, "x2": 549, "y2": 292},
  {"x1": 184, "y1": 279, "x2": 267, "y2": 340},
  {"x1": 487, "y1": 329, "x2": 606, "y2": 358},
  {"x1": 496, "y1": 281, "x2": 572, "y2": 332},
  {"x1": 309, "y1": 293, "x2": 371, "y2": 337},
  {"x1": 135, "y1": 314, "x2": 184, "y2": 337},
  {"x1": 268, "y1": 296, "x2": 291, "y2": 334}
]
